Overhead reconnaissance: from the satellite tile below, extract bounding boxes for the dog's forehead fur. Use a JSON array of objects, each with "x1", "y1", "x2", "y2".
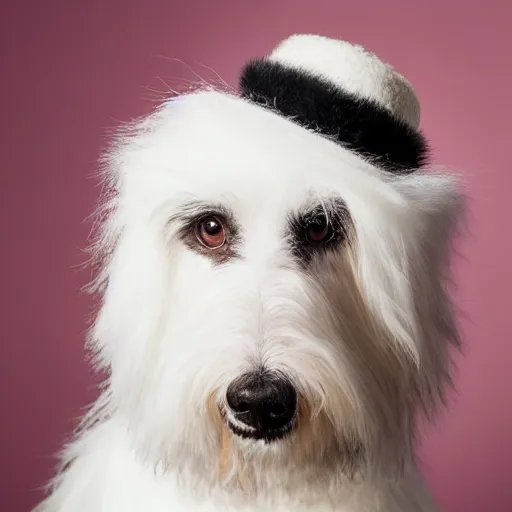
[{"x1": 120, "y1": 90, "x2": 400, "y2": 227}]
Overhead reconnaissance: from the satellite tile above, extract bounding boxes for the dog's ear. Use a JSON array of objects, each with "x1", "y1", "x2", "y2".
[
  {"x1": 396, "y1": 173, "x2": 464, "y2": 416},
  {"x1": 239, "y1": 35, "x2": 428, "y2": 174},
  {"x1": 353, "y1": 171, "x2": 464, "y2": 418},
  {"x1": 87, "y1": 102, "x2": 178, "y2": 375}
]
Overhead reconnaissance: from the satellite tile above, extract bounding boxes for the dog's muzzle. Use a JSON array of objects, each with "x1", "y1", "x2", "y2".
[{"x1": 225, "y1": 370, "x2": 297, "y2": 442}]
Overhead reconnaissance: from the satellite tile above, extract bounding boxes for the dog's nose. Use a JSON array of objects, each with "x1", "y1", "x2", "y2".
[{"x1": 226, "y1": 372, "x2": 297, "y2": 433}]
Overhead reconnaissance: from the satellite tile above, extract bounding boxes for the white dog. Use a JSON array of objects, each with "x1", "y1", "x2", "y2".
[{"x1": 34, "y1": 35, "x2": 463, "y2": 511}]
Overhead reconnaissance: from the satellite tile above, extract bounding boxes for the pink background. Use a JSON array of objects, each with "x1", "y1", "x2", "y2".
[{"x1": 1, "y1": 1, "x2": 511, "y2": 510}]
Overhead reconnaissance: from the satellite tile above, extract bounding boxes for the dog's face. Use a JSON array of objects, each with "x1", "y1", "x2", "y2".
[{"x1": 91, "y1": 90, "x2": 461, "y2": 489}]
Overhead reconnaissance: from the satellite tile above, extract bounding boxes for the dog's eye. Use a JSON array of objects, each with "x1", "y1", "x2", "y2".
[
  {"x1": 306, "y1": 214, "x2": 332, "y2": 244},
  {"x1": 196, "y1": 216, "x2": 226, "y2": 249}
]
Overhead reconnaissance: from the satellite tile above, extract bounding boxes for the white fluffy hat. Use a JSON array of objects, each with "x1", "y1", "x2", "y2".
[
  {"x1": 239, "y1": 34, "x2": 427, "y2": 173},
  {"x1": 269, "y1": 34, "x2": 420, "y2": 129}
]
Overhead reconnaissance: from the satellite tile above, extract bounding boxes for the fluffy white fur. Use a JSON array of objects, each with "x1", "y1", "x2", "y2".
[{"x1": 34, "y1": 53, "x2": 463, "y2": 511}]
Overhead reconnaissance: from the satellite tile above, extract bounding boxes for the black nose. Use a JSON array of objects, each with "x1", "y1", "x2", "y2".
[{"x1": 226, "y1": 371, "x2": 297, "y2": 436}]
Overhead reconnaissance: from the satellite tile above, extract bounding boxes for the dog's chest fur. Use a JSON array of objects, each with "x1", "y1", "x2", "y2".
[{"x1": 37, "y1": 420, "x2": 435, "y2": 512}]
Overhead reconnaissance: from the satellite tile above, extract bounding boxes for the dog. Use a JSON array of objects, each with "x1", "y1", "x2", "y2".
[{"x1": 34, "y1": 34, "x2": 463, "y2": 511}]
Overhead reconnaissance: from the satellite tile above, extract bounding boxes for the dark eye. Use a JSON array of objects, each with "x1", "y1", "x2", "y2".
[
  {"x1": 306, "y1": 214, "x2": 332, "y2": 244},
  {"x1": 196, "y1": 216, "x2": 226, "y2": 249}
]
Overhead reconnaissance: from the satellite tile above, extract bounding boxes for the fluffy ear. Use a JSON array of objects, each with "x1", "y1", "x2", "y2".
[
  {"x1": 240, "y1": 34, "x2": 428, "y2": 173},
  {"x1": 396, "y1": 173, "x2": 464, "y2": 414},
  {"x1": 86, "y1": 102, "x2": 178, "y2": 382},
  {"x1": 354, "y1": 172, "x2": 464, "y2": 416}
]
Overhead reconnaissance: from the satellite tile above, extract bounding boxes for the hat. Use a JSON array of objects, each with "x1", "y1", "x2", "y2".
[{"x1": 239, "y1": 34, "x2": 427, "y2": 173}]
